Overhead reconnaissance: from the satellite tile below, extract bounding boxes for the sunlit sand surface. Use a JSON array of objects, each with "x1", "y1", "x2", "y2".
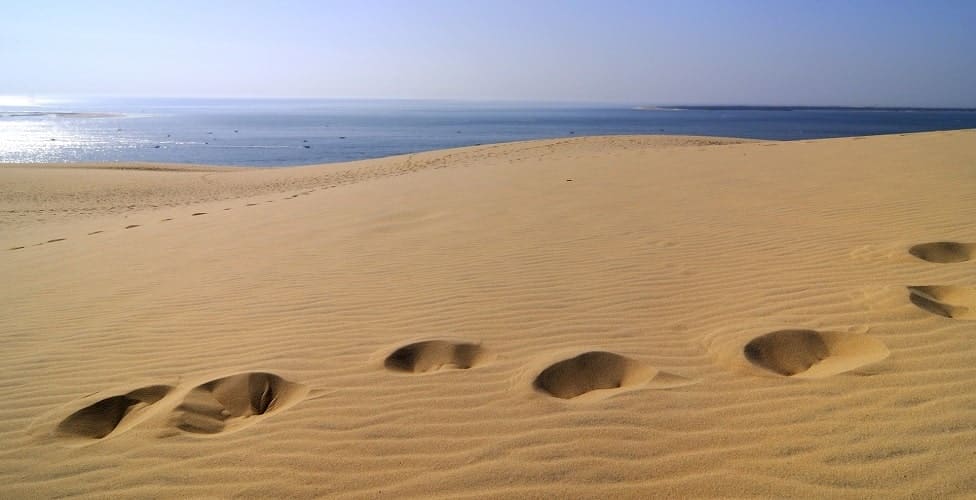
[{"x1": 2, "y1": 131, "x2": 975, "y2": 498}]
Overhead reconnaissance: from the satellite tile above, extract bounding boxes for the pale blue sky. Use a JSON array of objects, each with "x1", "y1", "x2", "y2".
[{"x1": 2, "y1": 0, "x2": 974, "y2": 106}]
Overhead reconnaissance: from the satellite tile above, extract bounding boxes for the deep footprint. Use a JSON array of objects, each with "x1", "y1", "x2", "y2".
[
  {"x1": 384, "y1": 340, "x2": 491, "y2": 373},
  {"x1": 56, "y1": 385, "x2": 172, "y2": 439},
  {"x1": 170, "y1": 372, "x2": 306, "y2": 435},
  {"x1": 744, "y1": 330, "x2": 889, "y2": 377},
  {"x1": 908, "y1": 242, "x2": 974, "y2": 263},
  {"x1": 908, "y1": 286, "x2": 976, "y2": 320},
  {"x1": 534, "y1": 351, "x2": 689, "y2": 400}
]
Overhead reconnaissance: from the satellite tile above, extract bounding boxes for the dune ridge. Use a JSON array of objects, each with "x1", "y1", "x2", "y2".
[{"x1": 2, "y1": 131, "x2": 976, "y2": 498}]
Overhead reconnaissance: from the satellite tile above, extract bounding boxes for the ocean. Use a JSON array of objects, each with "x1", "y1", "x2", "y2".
[{"x1": 1, "y1": 98, "x2": 974, "y2": 167}]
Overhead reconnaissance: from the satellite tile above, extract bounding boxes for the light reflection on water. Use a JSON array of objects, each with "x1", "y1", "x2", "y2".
[{"x1": 0, "y1": 115, "x2": 147, "y2": 163}]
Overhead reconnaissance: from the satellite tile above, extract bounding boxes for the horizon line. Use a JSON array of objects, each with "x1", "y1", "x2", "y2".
[{"x1": 2, "y1": 94, "x2": 974, "y2": 111}]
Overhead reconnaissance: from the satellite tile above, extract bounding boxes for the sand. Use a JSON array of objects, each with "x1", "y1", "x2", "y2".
[{"x1": 1, "y1": 131, "x2": 975, "y2": 498}]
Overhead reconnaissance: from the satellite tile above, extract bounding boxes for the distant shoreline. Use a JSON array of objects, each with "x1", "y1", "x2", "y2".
[{"x1": 636, "y1": 105, "x2": 976, "y2": 112}]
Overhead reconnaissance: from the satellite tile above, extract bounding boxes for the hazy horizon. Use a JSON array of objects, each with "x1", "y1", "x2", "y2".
[
  {"x1": 5, "y1": 95, "x2": 976, "y2": 111},
  {"x1": 3, "y1": 1, "x2": 975, "y2": 107}
]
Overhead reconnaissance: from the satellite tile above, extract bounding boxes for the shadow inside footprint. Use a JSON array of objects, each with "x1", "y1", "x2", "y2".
[
  {"x1": 908, "y1": 242, "x2": 974, "y2": 263},
  {"x1": 57, "y1": 385, "x2": 172, "y2": 439},
  {"x1": 171, "y1": 372, "x2": 306, "y2": 435},
  {"x1": 908, "y1": 286, "x2": 976, "y2": 320},
  {"x1": 744, "y1": 330, "x2": 889, "y2": 378},
  {"x1": 384, "y1": 340, "x2": 492, "y2": 373},
  {"x1": 534, "y1": 351, "x2": 690, "y2": 400}
]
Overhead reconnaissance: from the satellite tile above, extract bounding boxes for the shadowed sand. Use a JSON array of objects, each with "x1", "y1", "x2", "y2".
[
  {"x1": 908, "y1": 241, "x2": 974, "y2": 263},
  {"x1": 56, "y1": 385, "x2": 172, "y2": 440},
  {"x1": 533, "y1": 351, "x2": 693, "y2": 400},
  {"x1": 170, "y1": 372, "x2": 307, "y2": 435},
  {"x1": 908, "y1": 286, "x2": 976, "y2": 320},
  {"x1": 383, "y1": 340, "x2": 493, "y2": 374},
  {"x1": 743, "y1": 330, "x2": 889, "y2": 378},
  {"x1": 2, "y1": 132, "x2": 976, "y2": 498}
]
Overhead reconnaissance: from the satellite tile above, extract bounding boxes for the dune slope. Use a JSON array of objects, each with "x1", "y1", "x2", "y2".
[{"x1": 2, "y1": 132, "x2": 975, "y2": 498}]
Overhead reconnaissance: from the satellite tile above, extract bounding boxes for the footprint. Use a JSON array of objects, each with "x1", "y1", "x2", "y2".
[
  {"x1": 743, "y1": 330, "x2": 889, "y2": 378},
  {"x1": 909, "y1": 242, "x2": 974, "y2": 263},
  {"x1": 170, "y1": 372, "x2": 306, "y2": 435},
  {"x1": 56, "y1": 385, "x2": 172, "y2": 440},
  {"x1": 533, "y1": 351, "x2": 692, "y2": 400},
  {"x1": 125, "y1": 224, "x2": 140, "y2": 229},
  {"x1": 384, "y1": 340, "x2": 492, "y2": 374},
  {"x1": 908, "y1": 286, "x2": 976, "y2": 320},
  {"x1": 191, "y1": 212, "x2": 207, "y2": 216}
]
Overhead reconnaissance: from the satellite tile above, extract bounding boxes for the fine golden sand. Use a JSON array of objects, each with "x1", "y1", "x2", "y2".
[{"x1": 1, "y1": 131, "x2": 975, "y2": 498}]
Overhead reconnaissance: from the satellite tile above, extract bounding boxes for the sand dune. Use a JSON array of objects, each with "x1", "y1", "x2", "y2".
[{"x1": 2, "y1": 131, "x2": 976, "y2": 498}]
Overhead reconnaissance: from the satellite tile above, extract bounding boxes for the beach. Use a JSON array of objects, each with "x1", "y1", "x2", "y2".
[{"x1": 2, "y1": 131, "x2": 975, "y2": 497}]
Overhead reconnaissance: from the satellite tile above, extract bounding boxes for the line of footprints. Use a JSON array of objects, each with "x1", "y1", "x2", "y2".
[
  {"x1": 45, "y1": 241, "x2": 976, "y2": 444},
  {"x1": 8, "y1": 189, "x2": 330, "y2": 251}
]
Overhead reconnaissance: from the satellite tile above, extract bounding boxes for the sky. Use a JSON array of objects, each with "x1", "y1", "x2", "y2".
[{"x1": 2, "y1": 0, "x2": 975, "y2": 106}]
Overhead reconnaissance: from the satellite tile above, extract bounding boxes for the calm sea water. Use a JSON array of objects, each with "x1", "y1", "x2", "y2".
[{"x1": 2, "y1": 98, "x2": 974, "y2": 167}]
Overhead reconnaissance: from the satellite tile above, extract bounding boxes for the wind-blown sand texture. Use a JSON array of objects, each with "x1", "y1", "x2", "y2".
[{"x1": 2, "y1": 131, "x2": 975, "y2": 498}]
